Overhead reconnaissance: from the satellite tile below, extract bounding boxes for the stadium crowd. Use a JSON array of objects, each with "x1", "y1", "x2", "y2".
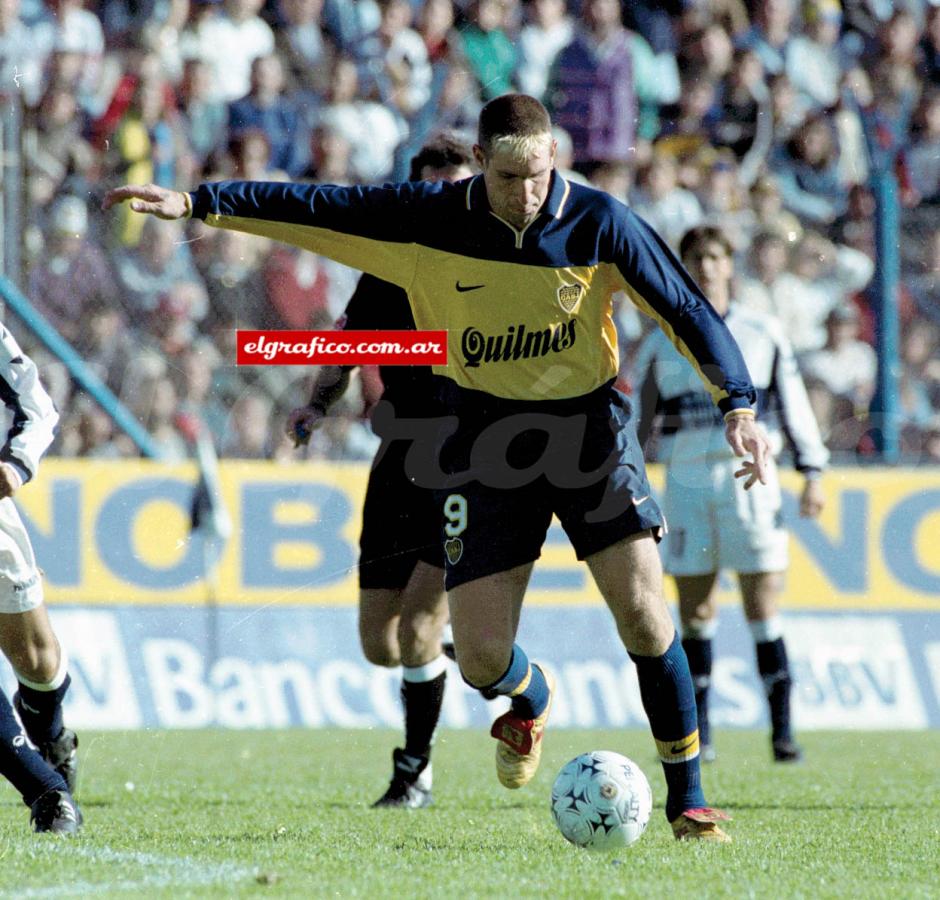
[{"x1": 3, "y1": 0, "x2": 939, "y2": 462}]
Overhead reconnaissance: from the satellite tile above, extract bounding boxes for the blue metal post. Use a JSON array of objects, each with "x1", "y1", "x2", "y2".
[{"x1": 869, "y1": 168, "x2": 901, "y2": 463}]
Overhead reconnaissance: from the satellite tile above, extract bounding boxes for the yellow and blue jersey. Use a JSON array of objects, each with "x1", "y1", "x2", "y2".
[{"x1": 190, "y1": 173, "x2": 756, "y2": 410}]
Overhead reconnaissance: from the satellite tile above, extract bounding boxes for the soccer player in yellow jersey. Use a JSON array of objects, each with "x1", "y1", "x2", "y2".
[{"x1": 105, "y1": 94, "x2": 771, "y2": 842}]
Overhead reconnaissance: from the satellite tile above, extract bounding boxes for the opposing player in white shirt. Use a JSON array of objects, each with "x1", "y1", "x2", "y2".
[
  {"x1": 633, "y1": 226, "x2": 829, "y2": 763},
  {"x1": 0, "y1": 323, "x2": 81, "y2": 831}
]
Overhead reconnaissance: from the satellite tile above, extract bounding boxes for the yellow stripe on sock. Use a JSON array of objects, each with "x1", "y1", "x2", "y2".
[
  {"x1": 655, "y1": 730, "x2": 700, "y2": 764},
  {"x1": 508, "y1": 666, "x2": 532, "y2": 697}
]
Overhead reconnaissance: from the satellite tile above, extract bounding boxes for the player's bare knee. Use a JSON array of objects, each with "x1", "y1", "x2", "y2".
[
  {"x1": 9, "y1": 642, "x2": 59, "y2": 683},
  {"x1": 360, "y1": 634, "x2": 400, "y2": 668},
  {"x1": 398, "y1": 609, "x2": 447, "y2": 660},
  {"x1": 455, "y1": 639, "x2": 509, "y2": 689}
]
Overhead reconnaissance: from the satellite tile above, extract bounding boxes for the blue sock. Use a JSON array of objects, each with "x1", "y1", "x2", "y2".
[
  {"x1": 474, "y1": 644, "x2": 549, "y2": 719},
  {"x1": 0, "y1": 688, "x2": 66, "y2": 806},
  {"x1": 15, "y1": 673, "x2": 71, "y2": 745},
  {"x1": 756, "y1": 638, "x2": 793, "y2": 743},
  {"x1": 630, "y1": 633, "x2": 706, "y2": 821},
  {"x1": 682, "y1": 637, "x2": 713, "y2": 747}
]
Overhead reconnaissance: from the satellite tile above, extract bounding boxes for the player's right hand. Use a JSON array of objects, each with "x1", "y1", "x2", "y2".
[
  {"x1": 0, "y1": 462, "x2": 22, "y2": 499},
  {"x1": 101, "y1": 184, "x2": 190, "y2": 220},
  {"x1": 286, "y1": 406, "x2": 326, "y2": 447}
]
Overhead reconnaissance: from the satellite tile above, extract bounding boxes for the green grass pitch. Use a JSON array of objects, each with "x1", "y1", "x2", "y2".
[{"x1": 1, "y1": 730, "x2": 937, "y2": 898}]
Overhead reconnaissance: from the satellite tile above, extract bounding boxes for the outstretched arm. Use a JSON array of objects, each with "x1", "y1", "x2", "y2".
[{"x1": 104, "y1": 179, "x2": 424, "y2": 289}]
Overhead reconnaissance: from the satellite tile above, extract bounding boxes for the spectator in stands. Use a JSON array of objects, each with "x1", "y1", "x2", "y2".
[
  {"x1": 221, "y1": 388, "x2": 274, "y2": 458},
  {"x1": 274, "y1": 0, "x2": 333, "y2": 98},
  {"x1": 32, "y1": 0, "x2": 106, "y2": 112},
  {"x1": 773, "y1": 113, "x2": 850, "y2": 225},
  {"x1": 656, "y1": 67, "x2": 721, "y2": 169},
  {"x1": 227, "y1": 127, "x2": 289, "y2": 180},
  {"x1": 799, "y1": 304, "x2": 877, "y2": 450},
  {"x1": 133, "y1": 374, "x2": 190, "y2": 461},
  {"x1": 736, "y1": 226, "x2": 794, "y2": 317},
  {"x1": 677, "y1": 22, "x2": 734, "y2": 85},
  {"x1": 415, "y1": 0, "x2": 457, "y2": 66},
  {"x1": 182, "y1": 0, "x2": 275, "y2": 103},
  {"x1": 227, "y1": 53, "x2": 308, "y2": 177},
  {"x1": 786, "y1": 0, "x2": 845, "y2": 111},
  {"x1": 907, "y1": 88, "x2": 940, "y2": 203},
  {"x1": 920, "y1": 5, "x2": 940, "y2": 85},
  {"x1": 72, "y1": 298, "x2": 141, "y2": 396},
  {"x1": 113, "y1": 216, "x2": 208, "y2": 320},
  {"x1": 547, "y1": 0, "x2": 662, "y2": 172},
  {"x1": 203, "y1": 228, "x2": 270, "y2": 330},
  {"x1": 0, "y1": 0, "x2": 43, "y2": 106},
  {"x1": 57, "y1": 396, "x2": 130, "y2": 459},
  {"x1": 905, "y1": 227, "x2": 940, "y2": 328},
  {"x1": 698, "y1": 155, "x2": 755, "y2": 251},
  {"x1": 302, "y1": 121, "x2": 356, "y2": 184},
  {"x1": 755, "y1": 230, "x2": 875, "y2": 353},
  {"x1": 356, "y1": 0, "x2": 431, "y2": 116},
  {"x1": 172, "y1": 342, "x2": 229, "y2": 440},
  {"x1": 714, "y1": 47, "x2": 771, "y2": 166},
  {"x1": 27, "y1": 196, "x2": 120, "y2": 343},
  {"x1": 136, "y1": 0, "x2": 191, "y2": 83},
  {"x1": 178, "y1": 58, "x2": 228, "y2": 171},
  {"x1": 898, "y1": 320, "x2": 940, "y2": 453},
  {"x1": 589, "y1": 161, "x2": 631, "y2": 204},
  {"x1": 102, "y1": 54, "x2": 190, "y2": 246},
  {"x1": 735, "y1": 0, "x2": 796, "y2": 76},
  {"x1": 317, "y1": 54, "x2": 406, "y2": 181},
  {"x1": 630, "y1": 153, "x2": 704, "y2": 249},
  {"x1": 620, "y1": 0, "x2": 682, "y2": 103},
  {"x1": 768, "y1": 70, "x2": 811, "y2": 146},
  {"x1": 24, "y1": 81, "x2": 97, "y2": 210},
  {"x1": 145, "y1": 285, "x2": 204, "y2": 360},
  {"x1": 263, "y1": 243, "x2": 355, "y2": 327},
  {"x1": 322, "y1": 0, "x2": 379, "y2": 51},
  {"x1": 422, "y1": 61, "x2": 481, "y2": 139},
  {"x1": 516, "y1": 0, "x2": 573, "y2": 101},
  {"x1": 749, "y1": 175, "x2": 803, "y2": 245},
  {"x1": 454, "y1": 1, "x2": 517, "y2": 102}
]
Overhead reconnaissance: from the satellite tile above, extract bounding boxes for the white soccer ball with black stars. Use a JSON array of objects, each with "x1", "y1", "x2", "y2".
[{"x1": 550, "y1": 751, "x2": 652, "y2": 850}]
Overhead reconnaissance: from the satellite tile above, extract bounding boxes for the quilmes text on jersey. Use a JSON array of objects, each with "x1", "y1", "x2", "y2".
[{"x1": 461, "y1": 320, "x2": 577, "y2": 367}]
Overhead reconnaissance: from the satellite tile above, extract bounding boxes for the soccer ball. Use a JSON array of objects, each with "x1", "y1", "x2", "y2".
[{"x1": 550, "y1": 751, "x2": 652, "y2": 851}]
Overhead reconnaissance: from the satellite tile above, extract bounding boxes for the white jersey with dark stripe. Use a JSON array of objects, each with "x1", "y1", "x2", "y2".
[
  {"x1": 0, "y1": 324, "x2": 58, "y2": 482},
  {"x1": 189, "y1": 175, "x2": 756, "y2": 411},
  {"x1": 633, "y1": 303, "x2": 829, "y2": 473}
]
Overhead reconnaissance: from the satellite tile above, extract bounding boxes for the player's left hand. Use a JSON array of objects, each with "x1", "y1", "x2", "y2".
[
  {"x1": 0, "y1": 462, "x2": 23, "y2": 498},
  {"x1": 799, "y1": 477, "x2": 825, "y2": 518},
  {"x1": 102, "y1": 183, "x2": 190, "y2": 219},
  {"x1": 726, "y1": 413, "x2": 770, "y2": 490}
]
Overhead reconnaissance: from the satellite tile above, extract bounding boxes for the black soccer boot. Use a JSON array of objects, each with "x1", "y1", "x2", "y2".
[
  {"x1": 14, "y1": 695, "x2": 79, "y2": 794},
  {"x1": 372, "y1": 748, "x2": 433, "y2": 809},
  {"x1": 30, "y1": 790, "x2": 83, "y2": 834},
  {"x1": 772, "y1": 739, "x2": 804, "y2": 763}
]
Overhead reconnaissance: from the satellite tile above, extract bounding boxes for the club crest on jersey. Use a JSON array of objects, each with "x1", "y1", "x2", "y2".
[
  {"x1": 444, "y1": 537, "x2": 464, "y2": 565},
  {"x1": 556, "y1": 282, "x2": 584, "y2": 313}
]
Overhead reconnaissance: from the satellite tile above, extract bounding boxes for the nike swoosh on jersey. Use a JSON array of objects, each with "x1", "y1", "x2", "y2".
[
  {"x1": 632, "y1": 494, "x2": 650, "y2": 506},
  {"x1": 455, "y1": 282, "x2": 485, "y2": 292}
]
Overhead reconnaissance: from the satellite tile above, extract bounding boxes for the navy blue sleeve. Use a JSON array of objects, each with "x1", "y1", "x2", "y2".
[{"x1": 610, "y1": 205, "x2": 757, "y2": 414}]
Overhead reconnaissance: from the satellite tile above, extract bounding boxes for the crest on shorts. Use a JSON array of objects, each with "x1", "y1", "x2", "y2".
[
  {"x1": 444, "y1": 537, "x2": 464, "y2": 565},
  {"x1": 556, "y1": 283, "x2": 584, "y2": 313}
]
